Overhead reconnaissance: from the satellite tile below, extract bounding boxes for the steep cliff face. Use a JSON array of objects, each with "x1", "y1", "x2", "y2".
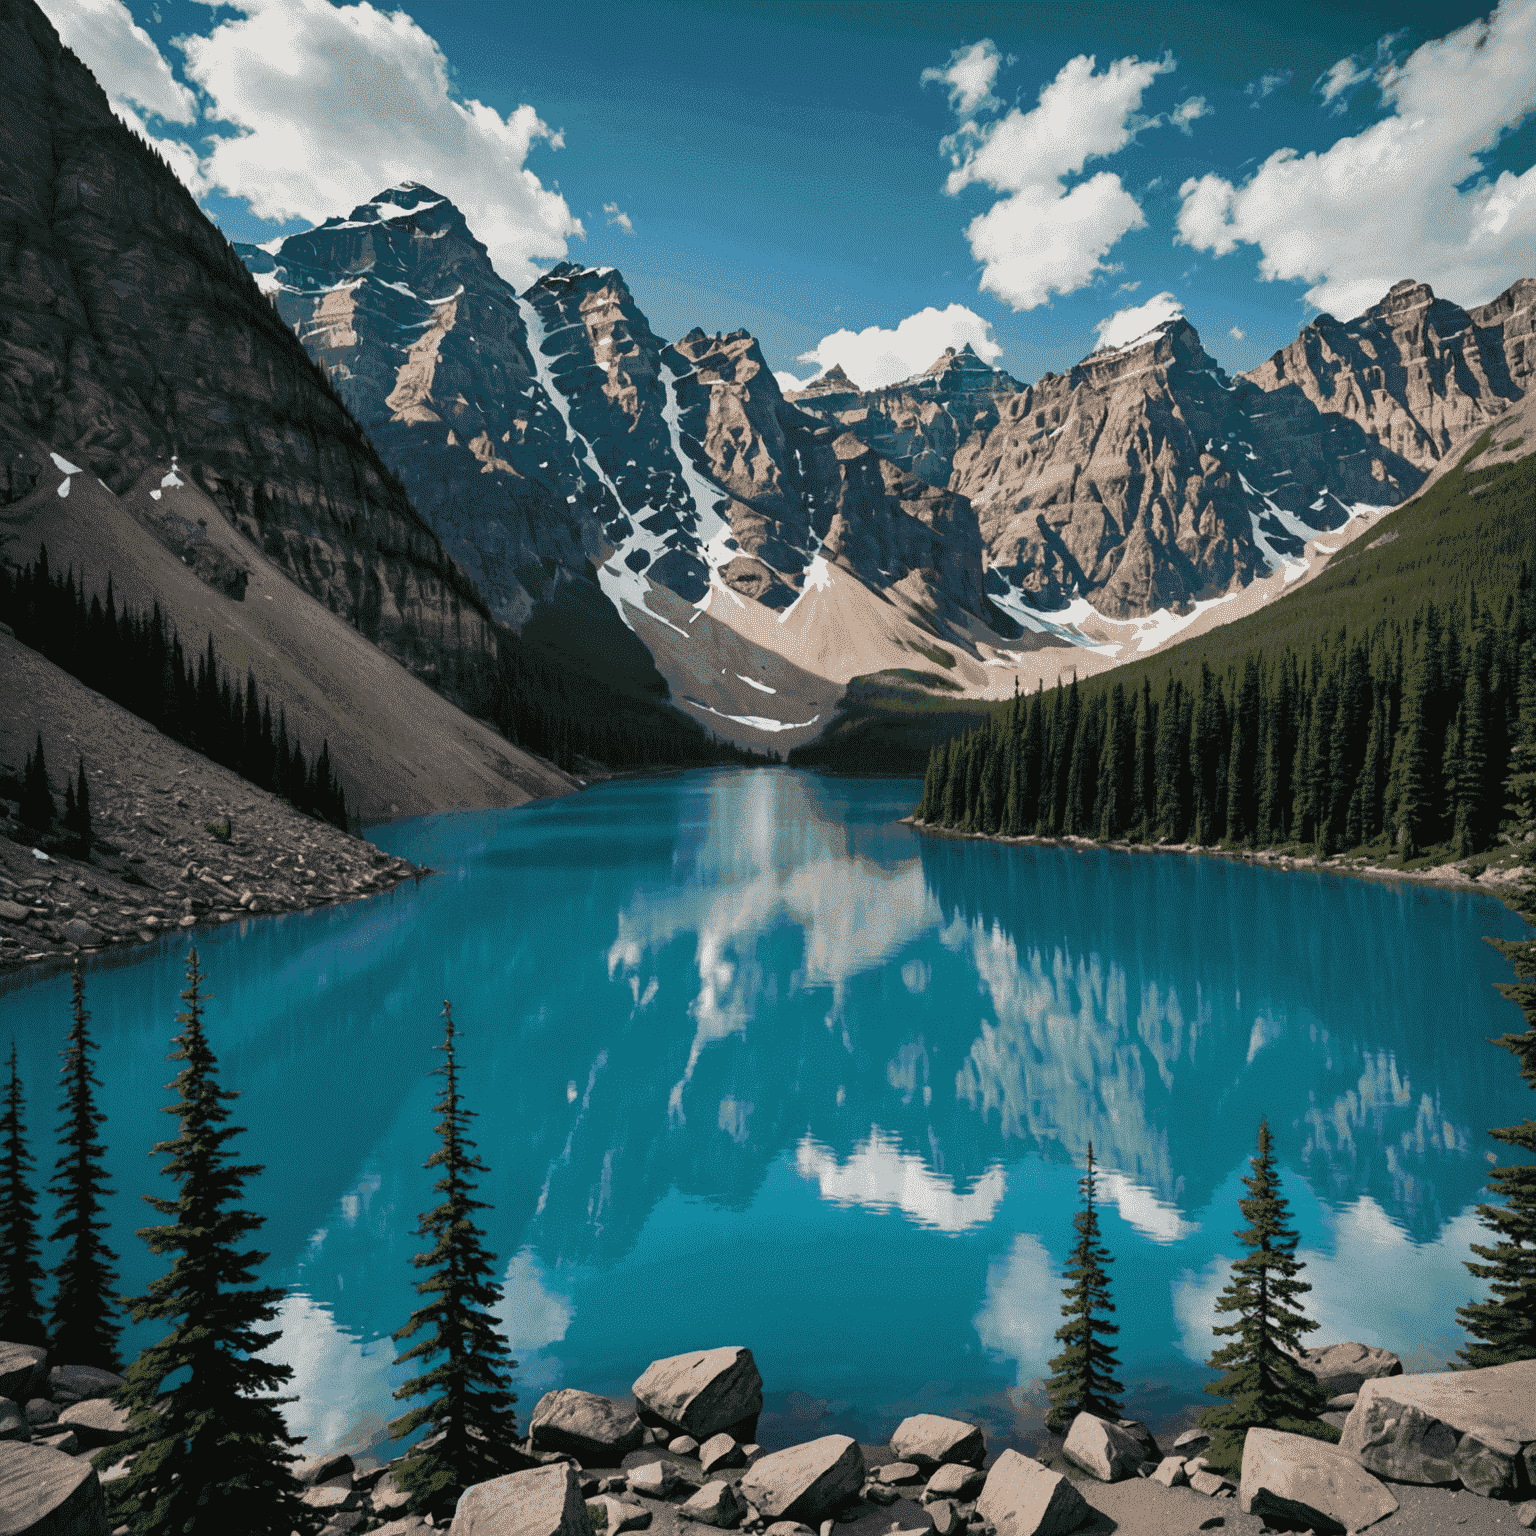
[
  {"x1": 0, "y1": 2, "x2": 496, "y2": 693},
  {"x1": 787, "y1": 344, "x2": 1022, "y2": 488},
  {"x1": 1241, "y1": 279, "x2": 1527, "y2": 471}
]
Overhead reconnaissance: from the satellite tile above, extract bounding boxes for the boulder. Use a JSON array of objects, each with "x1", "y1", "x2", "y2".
[
  {"x1": 1295, "y1": 1343, "x2": 1402, "y2": 1399},
  {"x1": 1060, "y1": 1414, "x2": 1144, "y2": 1483},
  {"x1": 303, "y1": 1485, "x2": 360, "y2": 1514},
  {"x1": 626, "y1": 1461, "x2": 685, "y2": 1499},
  {"x1": 1454, "y1": 1430, "x2": 1525, "y2": 1499},
  {"x1": 1187, "y1": 1471, "x2": 1228, "y2": 1496},
  {"x1": 46, "y1": 1367, "x2": 122, "y2": 1406},
  {"x1": 632, "y1": 1349, "x2": 763, "y2": 1442},
  {"x1": 876, "y1": 1463, "x2": 922, "y2": 1485},
  {"x1": 700, "y1": 1434, "x2": 746, "y2": 1474},
  {"x1": 531, "y1": 1391, "x2": 645, "y2": 1467},
  {"x1": 0, "y1": 1402, "x2": 29, "y2": 1443},
  {"x1": 739, "y1": 1437, "x2": 865, "y2": 1524},
  {"x1": 1518, "y1": 1499, "x2": 1536, "y2": 1529},
  {"x1": 670, "y1": 1437, "x2": 700, "y2": 1458},
  {"x1": 929, "y1": 1499, "x2": 961, "y2": 1536},
  {"x1": 1172, "y1": 1428, "x2": 1210, "y2": 1458},
  {"x1": 1340, "y1": 1359, "x2": 1536, "y2": 1490},
  {"x1": 763, "y1": 1525, "x2": 816, "y2": 1536},
  {"x1": 1114, "y1": 1421, "x2": 1160, "y2": 1464},
  {"x1": 1150, "y1": 1457, "x2": 1187, "y2": 1489},
  {"x1": 923, "y1": 1464, "x2": 984, "y2": 1502},
  {"x1": 0, "y1": 1347, "x2": 47, "y2": 1405},
  {"x1": 587, "y1": 1496, "x2": 651, "y2": 1532},
  {"x1": 296, "y1": 1451, "x2": 355, "y2": 1486},
  {"x1": 976, "y1": 1449, "x2": 1091, "y2": 1536},
  {"x1": 1240, "y1": 1428, "x2": 1398, "y2": 1534},
  {"x1": 0, "y1": 1440, "x2": 110, "y2": 1535},
  {"x1": 454, "y1": 1462, "x2": 595, "y2": 1536},
  {"x1": 21, "y1": 1404, "x2": 55, "y2": 1429},
  {"x1": 864, "y1": 1484, "x2": 899, "y2": 1506},
  {"x1": 375, "y1": 1522, "x2": 430, "y2": 1536},
  {"x1": 889, "y1": 1415, "x2": 985, "y2": 1470},
  {"x1": 56, "y1": 1398, "x2": 132, "y2": 1448},
  {"x1": 682, "y1": 1481, "x2": 748, "y2": 1528},
  {"x1": 372, "y1": 1472, "x2": 410, "y2": 1515},
  {"x1": 32, "y1": 1430, "x2": 77, "y2": 1456}
]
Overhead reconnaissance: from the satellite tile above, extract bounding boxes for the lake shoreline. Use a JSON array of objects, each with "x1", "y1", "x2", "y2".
[{"x1": 903, "y1": 815, "x2": 1532, "y2": 907}]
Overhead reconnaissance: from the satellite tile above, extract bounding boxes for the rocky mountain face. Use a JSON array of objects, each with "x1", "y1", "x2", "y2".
[
  {"x1": 0, "y1": 0, "x2": 497, "y2": 697},
  {"x1": 243, "y1": 180, "x2": 1532, "y2": 737},
  {"x1": 248, "y1": 206, "x2": 991, "y2": 710}
]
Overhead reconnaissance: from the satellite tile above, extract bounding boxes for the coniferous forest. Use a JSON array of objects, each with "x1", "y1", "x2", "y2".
[{"x1": 0, "y1": 549, "x2": 350, "y2": 830}]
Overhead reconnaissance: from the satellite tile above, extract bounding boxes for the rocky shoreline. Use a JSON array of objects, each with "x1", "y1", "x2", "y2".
[{"x1": 903, "y1": 817, "x2": 1532, "y2": 902}]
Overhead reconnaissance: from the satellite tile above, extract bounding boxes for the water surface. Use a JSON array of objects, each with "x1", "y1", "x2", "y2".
[{"x1": 0, "y1": 769, "x2": 1528, "y2": 1457}]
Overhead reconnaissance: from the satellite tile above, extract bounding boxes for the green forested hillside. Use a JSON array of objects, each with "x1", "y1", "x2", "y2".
[{"x1": 910, "y1": 432, "x2": 1536, "y2": 860}]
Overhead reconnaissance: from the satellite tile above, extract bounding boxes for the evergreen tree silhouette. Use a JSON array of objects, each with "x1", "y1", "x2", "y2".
[
  {"x1": 1456, "y1": 869, "x2": 1536, "y2": 1364},
  {"x1": 1044, "y1": 1142, "x2": 1123, "y2": 1434},
  {"x1": 110, "y1": 950, "x2": 305, "y2": 1535},
  {"x1": 49, "y1": 961, "x2": 121, "y2": 1368},
  {"x1": 0, "y1": 1045, "x2": 47, "y2": 1347},
  {"x1": 19, "y1": 735, "x2": 54, "y2": 831},
  {"x1": 391, "y1": 1001, "x2": 521, "y2": 1520},
  {"x1": 1199, "y1": 1121, "x2": 1329, "y2": 1470}
]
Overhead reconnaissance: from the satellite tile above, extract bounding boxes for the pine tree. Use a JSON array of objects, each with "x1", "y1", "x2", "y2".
[
  {"x1": 1044, "y1": 1143, "x2": 1123, "y2": 1435},
  {"x1": 110, "y1": 949, "x2": 305, "y2": 1536},
  {"x1": 0, "y1": 1044, "x2": 47, "y2": 1346},
  {"x1": 49, "y1": 960, "x2": 121, "y2": 1369},
  {"x1": 19, "y1": 735, "x2": 54, "y2": 831},
  {"x1": 390, "y1": 1002, "x2": 522, "y2": 1520},
  {"x1": 1455, "y1": 880, "x2": 1536, "y2": 1365},
  {"x1": 1199, "y1": 1120, "x2": 1329, "y2": 1470}
]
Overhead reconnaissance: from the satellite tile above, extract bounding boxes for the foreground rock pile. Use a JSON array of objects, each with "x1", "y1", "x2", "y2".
[{"x1": 3, "y1": 1340, "x2": 1534, "y2": 1536}]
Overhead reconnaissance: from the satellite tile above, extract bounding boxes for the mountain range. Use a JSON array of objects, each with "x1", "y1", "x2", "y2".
[{"x1": 240, "y1": 188, "x2": 1533, "y2": 747}]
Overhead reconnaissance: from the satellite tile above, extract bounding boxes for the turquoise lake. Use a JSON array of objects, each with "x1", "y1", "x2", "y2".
[{"x1": 0, "y1": 768, "x2": 1531, "y2": 1460}]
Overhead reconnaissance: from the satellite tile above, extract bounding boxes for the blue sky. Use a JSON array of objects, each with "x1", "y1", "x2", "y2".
[{"x1": 50, "y1": 0, "x2": 1536, "y2": 389}]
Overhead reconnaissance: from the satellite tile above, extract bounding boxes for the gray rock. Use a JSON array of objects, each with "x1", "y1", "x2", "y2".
[
  {"x1": 742, "y1": 1445, "x2": 763, "y2": 1465},
  {"x1": 62, "y1": 920, "x2": 102, "y2": 947},
  {"x1": 700, "y1": 1434, "x2": 746, "y2": 1474},
  {"x1": 682, "y1": 1480, "x2": 748, "y2": 1528},
  {"x1": 303, "y1": 1485, "x2": 361, "y2": 1513},
  {"x1": 46, "y1": 1365, "x2": 122, "y2": 1406},
  {"x1": 1319, "y1": 1412, "x2": 1351, "y2": 1431},
  {"x1": 1295, "y1": 1342, "x2": 1402, "y2": 1399},
  {"x1": 763, "y1": 1524, "x2": 815, "y2": 1536},
  {"x1": 929, "y1": 1499, "x2": 961, "y2": 1536},
  {"x1": 1325, "y1": 1393, "x2": 1358, "y2": 1411},
  {"x1": 532, "y1": 1390, "x2": 646, "y2": 1468},
  {"x1": 0, "y1": 901, "x2": 29, "y2": 924},
  {"x1": 739, "y1": 1437, "x2": 865, "y2": 1524},
  {"x1": 371, "y1": 1471, "x2": 410, "y2": 1514},
  {"x1": 22, "y1": 1402, "x2": 56, "y2": 1428},
  {"x1": 296, "y1": 1451, "x2": 355, "y2": 1487},
  {"x1": 1239, "y1": 1428, "x2": 1397, "y2": 1534},
  {"x1": 1187, "y1": 1471, "x2": 1229, "y2": 1496},
  {"x1": 1172, "y1": 1429, "x2": 1210, "y2": 1457},
  {"x1": 1150, "y1": 1457, "x2": 1187, "y2": 1489},
  {"x1": 864, "y1": 1485, "x2": 899, "y2": 1506},
  {"x1": 876, "y1": 1463, "x2": 922, "y2": 1485},
  {"x1": 374, "y1": 1520, "x2": 430, "y2": 1536},
  {"x1": 56, "y1": 1398, "x2": 132, "y2": 1448},
  {"x1": 1061, "y1": 1414, "x2": 1144, "y2": 1483},
  {"x1": 889, "y1": 1415, "x2": 986, "y2": 1470},
  {"x1": 1115, "y1": 1421, "x2": 1160, "y2": 1464},
  {"x1": 924, "y1": 1464, "x2": 984, "y2": 1502},
  {"x1": 976, "y1": 1449, "x2": 1091, "y2": 1536},
  {"x1": 32, "y1": 1429, "x2": 77, "y2": 1456},
  {"x1": 632, "y1": 1349, "x2": 763, "y2": 1442},
  {"x1": 1340, "y1": 1360, "x2": 1536, "y2": 1487},
  {"x1": 587, "y1": 1496, "x2": 651, "y2": 1532},
  {"x1": 0, "y1": 1345, "x2": 47, "y2": 1405},
  {"x1": 627, "y1": 1461, "x2": 685, "y2": 1499},
  {"x1": 0, "y1": 1440, "x2": 110, "y2": 1535},
  {"x1": 598, "y1": 1478, "x2": 629, "y2": 1495},
  {"x1": 0, "y1": 1402, "x2": 29, "y2": 1443},
  {"x1": 670, "y1": 1437, "x2": 701, "y2": 1458},
  {"x1": 454, "y1": 1462, "x2": 595, "y2": 1536},
  {"x1": 1517, "y1": 1498, "x2": 1536, "y2": 1529},
  {"x1": 1454, "y1": 1429, "x2": 1524, "y2": 1499}
]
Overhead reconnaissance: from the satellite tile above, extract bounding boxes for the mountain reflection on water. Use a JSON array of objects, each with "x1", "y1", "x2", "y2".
[{"x1": 0, "y1": 769, "x2": 1528, "y2": 1459}]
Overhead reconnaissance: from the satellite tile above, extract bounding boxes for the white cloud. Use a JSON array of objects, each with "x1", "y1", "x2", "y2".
[
  {"x1": 921, "y1": 38, "x2": 1004, "y2": 118},
  {"x1": 1177, "y1": 0, "x2": 1536, "y2": 319},
  {"x1": 940, "y1": 52, "x2": 1175, "y2": 311},
  {"x1": 1316, "y1": 55, "x2": 1373, "y2": 107},
  {"x1": 794, "y1": 303, "x2": 1003, "y2": 391},
  {"x1": 1229, "y1": 325, "x2": 1246, "y2": 340},
  {"x1": 1246, "y1": 69, "x2": 1293, "y2": 106},
  {"x1": 603, "y1": 201, "x2": 635, "y2": 234},
  {"x1": 40, "y1": 0, "x2": 197, "y2": 124},
  {"x1": 1093, "y1": 290, "x2": 1183, "y2": 351},
  {"x1": 775, "y1": 370, "x2": 815, "y2": 394},
  {"x1": 114, "y1": 102, "x2": 210, "y2": 197},
  {"x1": 973, "y1": 1232, "x2": 1059, "y2": 1380},
  {"x1": 1171, "y1": 95, "x2": 1210, "y2": 133},
  {"x1": 177, "y1": 0, "x2": 581, "y2": 285}
]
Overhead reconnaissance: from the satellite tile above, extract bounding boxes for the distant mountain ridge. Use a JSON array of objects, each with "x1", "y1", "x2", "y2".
[{"x1": 242, "y1": 186, "x2": 1533, "y2": 745}]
